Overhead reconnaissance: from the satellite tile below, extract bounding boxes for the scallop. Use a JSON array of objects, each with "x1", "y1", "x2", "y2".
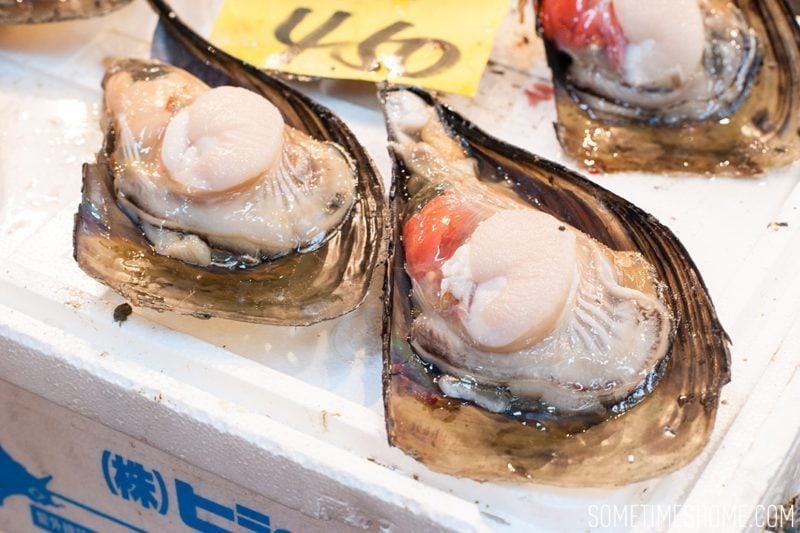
[
  {"x1": 535, "y1": 0, "x2": 800, "y2": 175},
  {"x1": 73, "y1": 5, "x2": 385, "y2": 325},
  {"x1": 381, "y1": 87, "x2": 730, "y2": 485},
  {"x1": 104, "y1": 60, "x2": 356, "y2": 268}
]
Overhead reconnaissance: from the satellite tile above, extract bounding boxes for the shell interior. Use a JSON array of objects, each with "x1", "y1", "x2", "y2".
[
  {"x1": 540, "y1": 0, "x2": 800, "y2": 175},
  {"x1": 72, "y1": 1, "x2": 386, "y2": 325},
  {"x1": 381, "y1": 86, "x2": 731, "y2": 486}
]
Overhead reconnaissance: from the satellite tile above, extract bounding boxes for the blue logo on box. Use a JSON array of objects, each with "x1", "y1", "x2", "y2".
[
  {"x1": 0, "y1": 445, "x2": 292, "y2": 533},
  {"x1": 0, "y1": 445, "x2": 122, "y2": 531},
  {"x1": 102, "y1": 451, "x2": 169, "y2": 516},
  {"x1": 0, "y1": 446, "x2": 59, "y2": 509}
]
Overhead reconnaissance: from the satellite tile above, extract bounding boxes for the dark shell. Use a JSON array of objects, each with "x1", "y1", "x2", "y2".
[
  {"x1": 0, "y1": 0, "x2": 132, "y2": 24},
  {"x1": 72, "y1": 0, "x2": 386, "y2": 326},
  {"x1": 539, "y1": 0, "x2": 800, "y2": 175},
  {"x1": 380, "y1": 86, "x2": 731, "y2": 486}
]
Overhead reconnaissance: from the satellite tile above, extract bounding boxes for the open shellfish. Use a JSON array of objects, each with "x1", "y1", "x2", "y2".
[
  {"x1": 535, "y1": 0, "x2": 800, "y2": 175},
  {"x1": 73, "y1": 4, "x2": 385, "y2": 325},
  {"x1": 381, "y1": 86, "x2": 730, "y2": 485}
]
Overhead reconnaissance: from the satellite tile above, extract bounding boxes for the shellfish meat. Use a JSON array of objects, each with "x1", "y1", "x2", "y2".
[
  {"x1": 73, "y1": 6, "x2": 385, "y2": 325},
  {"x1": 535, "y1": 0, "x2": 800, "y2": 175},
  {"x1": 381, "y1": 86, "x2": 731, "y2": 485}
]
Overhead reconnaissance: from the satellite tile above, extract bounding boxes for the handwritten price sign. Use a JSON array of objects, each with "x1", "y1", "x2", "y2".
[{"x1": 211, "y1": 0, "x2": 510, "y2": 96}]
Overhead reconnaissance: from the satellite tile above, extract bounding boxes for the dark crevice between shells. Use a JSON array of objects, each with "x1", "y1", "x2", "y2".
[
  {"x1": 72, "y1": 0, "x2": 387, "y2": 325},
  {"x1": 381, "y1": 86, "x2": 731, "y2": 486}
]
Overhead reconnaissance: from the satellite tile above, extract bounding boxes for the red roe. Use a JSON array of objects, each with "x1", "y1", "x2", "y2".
[
  {"x1": 402, "y1": 192, "x2": 482, "y2": 281},
  {"x1": 538, "y1": 0, "x2": 627, "y2": 66}
]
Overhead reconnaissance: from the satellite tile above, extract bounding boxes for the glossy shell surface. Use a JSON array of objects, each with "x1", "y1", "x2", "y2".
[
  {"x1": 72, "y1": 1, "x2": 386, "y2": 326},
  {"x1": 540, "y1": 0, "x2": 800, "y2": 175},
  {"x1": 381, "y1": 87, "x2": 731, "y2": 486}
]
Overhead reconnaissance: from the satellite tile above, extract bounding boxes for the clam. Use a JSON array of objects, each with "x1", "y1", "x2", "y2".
[
  {"x1": 0, "y1": 0, "x2": 132, "y2": 24},
  {"x1": 73, "y1": 3, "x2": 385, "y2": 325},
  {"x1": 534, "y1": 0, "x2": 800, "y2": 175},
  {"x1": 380, "y1": 86, "x2": 730, "y2": 485}
]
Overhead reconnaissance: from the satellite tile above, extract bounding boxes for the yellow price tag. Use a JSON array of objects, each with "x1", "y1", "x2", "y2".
[{"x1": 211, "y1": 0, "x2": 510, "y2": 96}]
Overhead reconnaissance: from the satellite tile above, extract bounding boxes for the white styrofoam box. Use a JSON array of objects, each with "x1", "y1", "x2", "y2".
[{"x1": 0, "y1": 1, "x2": 799, "y2": 531}]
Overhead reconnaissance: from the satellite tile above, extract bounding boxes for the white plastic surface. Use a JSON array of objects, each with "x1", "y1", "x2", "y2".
[{"x1": 0, "y1": 1, "x2": 799, "y2": 531}]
